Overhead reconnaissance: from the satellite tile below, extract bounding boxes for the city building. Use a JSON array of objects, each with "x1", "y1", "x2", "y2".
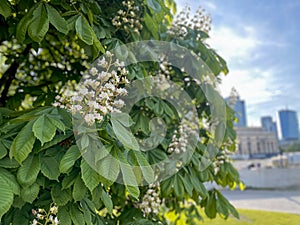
[
  {"x1": 277, "y1": 109, "x2": 299, "y2": 142},
  {"x1": 261, "y1": 116, "x2": 278, "y2": 140},
  {"x1": 235, "y1": 127, "x2": 279, "y2": 158},
  {"x1": 226, "y1": 94, "x2": 247, "y2": 127}
]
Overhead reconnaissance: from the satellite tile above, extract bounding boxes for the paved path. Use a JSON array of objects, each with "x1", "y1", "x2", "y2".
[{"x1": 222, "y1": 190, "x2": 300, "y2": 215}]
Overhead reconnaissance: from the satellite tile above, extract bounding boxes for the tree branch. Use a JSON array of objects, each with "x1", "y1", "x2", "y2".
[{"x1": 0, "y1": 44, "x2": 31, "y2": 107}]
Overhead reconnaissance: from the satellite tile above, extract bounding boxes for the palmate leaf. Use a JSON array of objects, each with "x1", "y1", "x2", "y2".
[
  {"x1": 0, "y1": 0, "x2": 11, "y2": 19},
  {"x1": 0, "y1": 168, "x2": 20, "y2": 195},
  {"x1": 51, "y1": 185, "x2": 72, "y2": 206},
  {"x1": 111, "y1": 119, "x2": 139, "y2": 150},
  {"x1": 0, "y1": 179, "x2": 14, "y2": 221},
  {"x1": 101, "y1": 189, "x2": 113, "y2": 214},
  {"x1": 45, "y1": 3, "x2": 68, "y2": 34},
  {"x1": 80, "y1": 159, "x2": 100, "y2": 192},
  {"x1": 59, "y1": 145, "x2": 81, "y2": 174},
  {"x1": 57, "y1": 205, "x2": 72, "y2": 225},
  {"x1": 146, "y1": 0, "x2": 161, "y2": 12},
  {"x1": 20, "y1": 183, "x2": 39, "y2": 203},
  {"x1": 72, "y1": 175, "x2": 88, "y2": 202},
  {"x1": 70, "y1": 204, "x2": 85, "y2": 225},
  {"x1": 10, "y1": 120, "x2": 36, "y2": 164},
  {"x1": 96, "y1": 154, "x2": 120, "y2": 186},
  {"x1": 75, "y1": 15, "x2": 93, "y2": 45},
  {"x1": 32, "y1": 114, "x2": 60, "y2": 146},
  {"x1": 17, "y1": 155, "x2": 40, "y2": 187},
  {"x1": 41, "y1": 156, "x2": 60, "y2": 180},
  {"x1": 28, "y1": 3, "x2": 49, "y2": 43}
]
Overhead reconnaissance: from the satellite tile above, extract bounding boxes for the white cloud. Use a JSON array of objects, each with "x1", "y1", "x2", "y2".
[
  {"x1": 208, "y1": 26, "x2": 260, "y2": 64},
  {"x1": 208, "y1": 25, "x2": 285, "y2": 125}
]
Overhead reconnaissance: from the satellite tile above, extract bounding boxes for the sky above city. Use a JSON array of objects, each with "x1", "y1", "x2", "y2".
[{"x1": 176, "y1": 0, "x2": 300, "y2": 126}]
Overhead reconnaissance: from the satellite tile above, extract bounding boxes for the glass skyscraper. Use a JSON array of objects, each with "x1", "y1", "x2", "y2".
[
  {"x1": 261, "y1": 116, "x2": 278, "y2": 140},
  {"x1": 226, "y1": 95, "x2": 247, "y2": 127},
  {"x1": 277, "y1": 109, "x2": 299, "y2": 141}
]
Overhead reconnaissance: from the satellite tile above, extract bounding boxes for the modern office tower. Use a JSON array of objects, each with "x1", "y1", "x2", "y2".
[
  {"x1": 226, "y1": 94, "x2": 247, "y2": 127},
  {"x1": 277, "y1": 109, "x2": 299, "y2": 141},
  {"x1": 261, "y1": 116, "x2": 278, "y2": 139}
]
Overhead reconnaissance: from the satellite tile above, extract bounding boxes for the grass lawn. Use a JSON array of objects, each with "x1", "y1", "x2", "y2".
[
  {"x1": 166, "y1": 209, "x2": 300, "y2": 225},
  {"x1": 199, "y1": 209, "x2": 300, "y2": 225}
]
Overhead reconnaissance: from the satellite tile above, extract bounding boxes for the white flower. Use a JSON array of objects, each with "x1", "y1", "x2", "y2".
[
  {"x1": 50, "y1": 205, "x2": 58, "y2": 214},
  {"x1": 116, "y1": 88, "x2": 127, "y2": 96},
  {"x1": 97, "y1": 57, "x2": 106, "y2": 67},
  {"x1": 90, "y1": 67, "x2": 98, "y2": 76},
  {"x1": 71, "y1": 95, "x2": 83, "y2": 102},
  {"x1": 99, "y1": 92, "x2": 109, "y2": 99},
  {"x1": 113, "y1": 99, "x2": 125, "y2": 108},
  {"x1": 98, "y1": 71, "x2": 111, "y2": 82},
  {"x1": 54, "y1": 217, "x2": 59, "y2": 225},
  {"x1": 104, "y1": 83, "x2": 116, "y2": 91},
  {"x1": 79, "y1": 87, "x2": 89, "y2": 96},
  {"x1": 84, "y1": 114, "x2": 96, "y2": 126},
  {"x1": 70, "y1": 105, "x2": 82, "y2": 114}
]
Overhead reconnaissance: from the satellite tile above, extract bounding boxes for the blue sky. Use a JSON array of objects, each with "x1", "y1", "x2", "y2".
[{"x1": 176, "y1": 0, "x2": 300, "y2": 126}]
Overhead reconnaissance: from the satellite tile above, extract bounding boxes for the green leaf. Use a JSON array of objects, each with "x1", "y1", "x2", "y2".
[
  {"x1": 111, "y1": 112, "x2": 134, "y2": 127},
  {"x1": 38, "y1": 131, "x2": 72, "y2": 152},
  {"x1": 182, "y1": 174, "x2": 193, "y2": 197},
  {"x1": 20, "y1": 183, "x2": 39, "y2": 203},
  {"x1": 32, "y1": 114, "x2": 57, "y2": 146},
  {"x1": 17, "y1": 154, "x2": 40, "y2": 187},
  {"x1": 10, "y1": 120, "x2": 36, "y2": 164},
  {"x1": 62, "y1": 170, "x2": 78, "y2": 190},
  {"x1": 173, "y1": 174, "x2": 184, "y2": 198},
  {"x1": 134, "y1": 151, "x2": 155, "y2": 184},
  {"x1": 92, "y1": 30, "x2": 105, "y2": 55},
  {"x1": 72, "y1": 175, "x2": 88, "y2": 202},
  {"x1": 111, "y1": 120, "x2": 139, "y2": 150},
  {"x1": 0, "y1": 179, "x2": 14, "y2": 221},
  {"x1": 146, "y1": 0, "x2": 161, "y2": 12},
  {"x1": 70, "y1": 204, "x2": 85, "y2": 225},
  {"x1": 144, "y1": 13, "x2": 158, "y2": 39},
  {"x1": 81, "y1": 159, "x2": 100, "y2": 192},
  {"x1": 45, "y1": 3, "x2": 68, "y2": 34},
  {"x1": 0, "y1": 157, "x2": 19, "y2": 168},
  {"x1": 28, "y1": 3, "x2": 49, "y2": 42},
  {"x1": 51, "y1": 185, "x2": 72, "y2": 206},
  {"x1": 0, "y1": 143, "x2": 7, "y2": 159},
  {"x1": 96, "y1": 155, "x2": 120, "y2": 185},
  {"x1": 205, "y1": 191, "x2": 217, "y2": 219},
  {"x1": 81, "y1": 200, "x2": 93, "y2": 225},
  {"x1": 58, "y1": 205, "x2": 72, "y2": 225},
  {"x1": 47, "y1": 115, "x2": 66, "y2": 133},
  {"x1": 101, "y1": 189, "x2": 113, "y2": 214},
  {"x1": 0, "y1": 0, "x2": 11, "y2": 19},
  {"x1": 0, "y1": 168, "x2": 20, "y2": 195},
  {"x1": 59, "y1": 145, "x2": 81, "y2": 173},
  {"x1": 120, "y1": 162, "x2": 139, "y2": 199},
  {"x1": 41, "y1": 156, "x2": 60, "y2": 180},
  {"x1": 75, "y1": 15, "x2": 93, "y2": 45},
  {"x1": 126, "y1": 185, "x2": 140, "y2": 200}
]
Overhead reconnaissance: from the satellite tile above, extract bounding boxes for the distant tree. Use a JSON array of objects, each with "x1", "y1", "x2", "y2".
[{"x1": 0, "y1": 0, "x2": 243, "y2": 224}]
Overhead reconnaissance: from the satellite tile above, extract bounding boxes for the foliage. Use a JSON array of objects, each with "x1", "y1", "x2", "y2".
[
  {"x1": 282, "y1": 141, "x2": 300, "y2": 152},
  {"x1": 0, "y1": 0, "x2": 242, "y2": 224}
]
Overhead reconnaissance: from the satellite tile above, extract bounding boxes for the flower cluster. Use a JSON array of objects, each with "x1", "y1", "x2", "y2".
[
  {"x1": 168, "y1": 5, "x2": 212, "y2": 40},
  {"x1": 136, "y1": 183, "x2": 162, "y2": 216},
  {"x1": 31, "y1": 205, "x2": 59, "y2": 225},
  {"x1": 112, "y1": 1, "x2": 143, "y2": 34},
  {"x1": 167, "y1": 120, "x2": 198, "y2": 154},
  {"x1": 53, "y1": 51, "x2": 129, "y2": 126}
]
